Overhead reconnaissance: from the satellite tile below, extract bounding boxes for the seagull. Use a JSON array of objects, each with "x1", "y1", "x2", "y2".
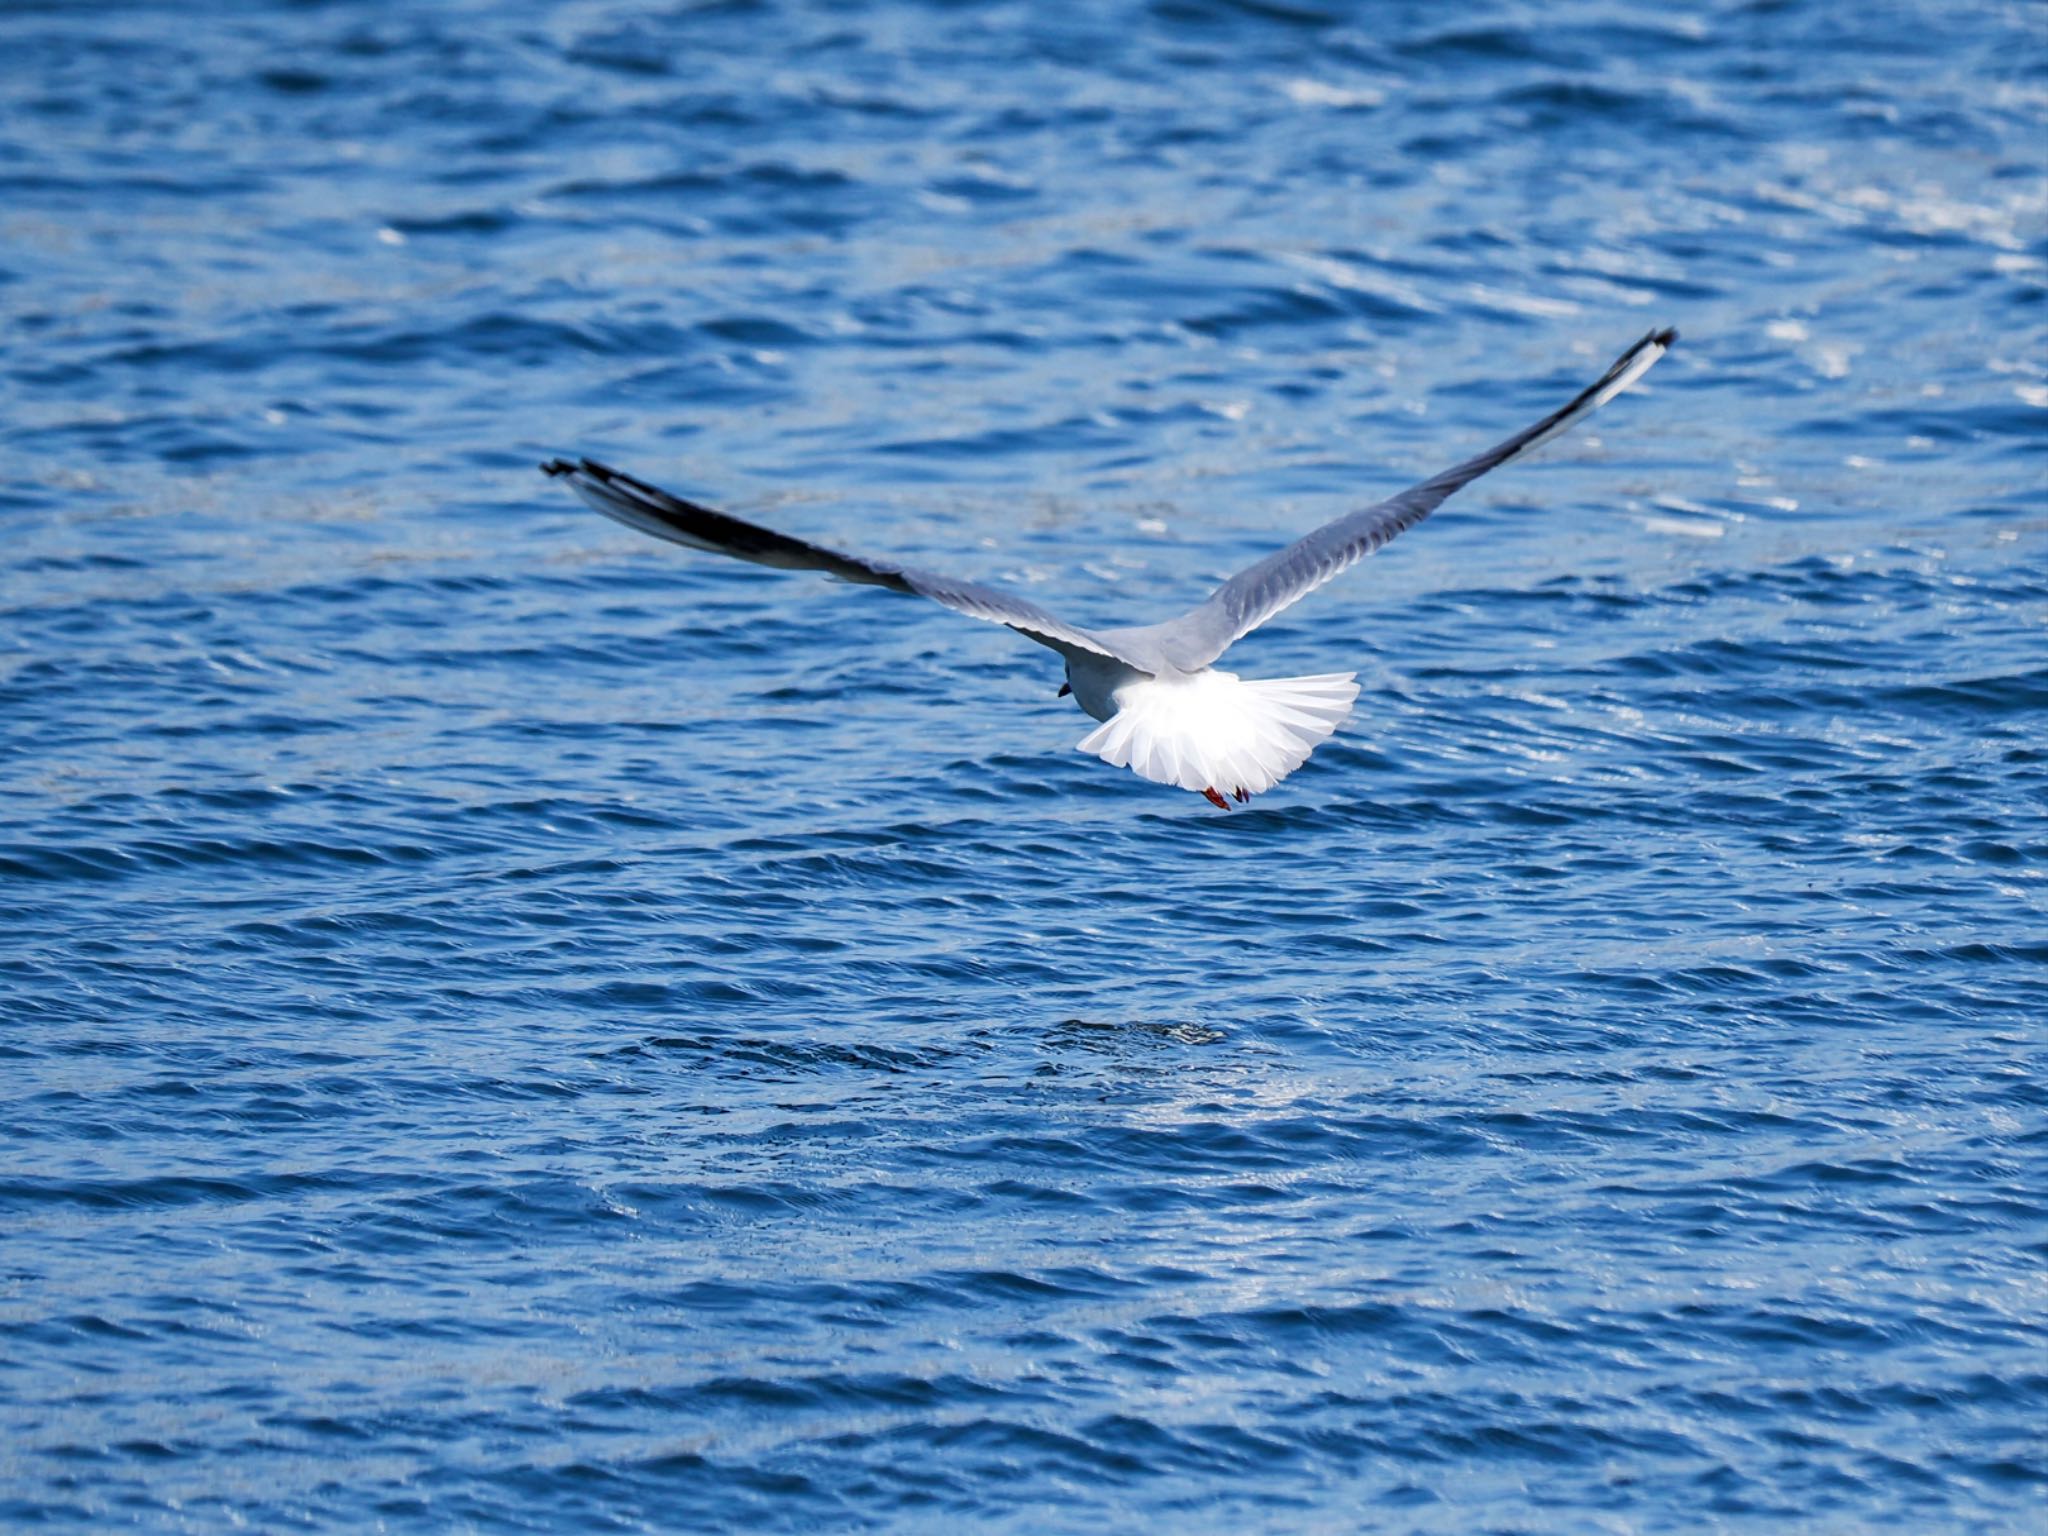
[{"x1": 544, "y1": 327, "x2": 1674, "y2": 809}]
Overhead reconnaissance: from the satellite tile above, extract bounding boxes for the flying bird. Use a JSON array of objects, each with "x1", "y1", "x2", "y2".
[{"x1": 543, "y1": 327, "x2": 1674, "y2": 809}]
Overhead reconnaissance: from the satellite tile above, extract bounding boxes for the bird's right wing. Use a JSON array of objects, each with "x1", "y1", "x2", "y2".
[
  {"x1": 1142, "y1": 328, "x2": 1675, "y2": 671},
  {"x1": 543, "y1": 457, "x2": 1140, "y2": 666}
]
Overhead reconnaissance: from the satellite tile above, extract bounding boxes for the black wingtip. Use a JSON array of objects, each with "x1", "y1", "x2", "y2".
[
  {"x1": 541, "y1": 456, "x2": 627, "y2": 483},
  {"x1": 1650, "y1": 326, "x2": 1678, "y2": 348}
]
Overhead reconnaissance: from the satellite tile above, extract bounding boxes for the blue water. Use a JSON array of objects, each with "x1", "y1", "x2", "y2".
[{"x1": 3, "y1": 1, "x2": 2044, "y2": 1530}]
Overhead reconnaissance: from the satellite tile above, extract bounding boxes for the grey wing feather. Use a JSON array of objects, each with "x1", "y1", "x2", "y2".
[
  {"x1": 1141, "y1": 328, "x2": 1676, "y2": 671},
  {"x1": 542, "y1": 457, "x2": 1137, "y2": 665}
]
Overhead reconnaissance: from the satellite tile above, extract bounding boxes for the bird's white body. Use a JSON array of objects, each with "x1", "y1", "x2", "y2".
[
  {"x1": 1079, "y1": 668, "x2": 1361, "y2": 801},
  {"x1": 1063, "y1": 654, "x2": 1360, "y2": 802}
]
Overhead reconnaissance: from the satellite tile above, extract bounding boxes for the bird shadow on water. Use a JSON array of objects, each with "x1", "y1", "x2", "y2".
[{"x1": 1018, "y1": 1015, "x2": 1231, "y2": 1056}]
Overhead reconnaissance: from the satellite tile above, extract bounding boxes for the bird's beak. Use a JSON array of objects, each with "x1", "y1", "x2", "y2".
[{"x1": 1057, "y1": 682, "x2": 1072, "y2": 697}]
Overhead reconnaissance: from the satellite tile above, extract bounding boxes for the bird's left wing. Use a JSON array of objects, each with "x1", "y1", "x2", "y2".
[
  {"x1": 1138, "y1": 327, "x2": 1675, "y2": 672},
  {"x1": 542, "y1": 457, "x2": 1139, "y2": 665}
]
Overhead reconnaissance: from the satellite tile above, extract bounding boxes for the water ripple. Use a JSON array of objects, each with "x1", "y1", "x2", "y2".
[{"x1": 1, "y1": 0, "x2": 2042, "y2": 1531}]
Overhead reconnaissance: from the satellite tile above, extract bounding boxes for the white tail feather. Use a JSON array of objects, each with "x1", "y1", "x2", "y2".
[{"x1": 1076, "y1": 670, "x2": 1359, "y2": 798}]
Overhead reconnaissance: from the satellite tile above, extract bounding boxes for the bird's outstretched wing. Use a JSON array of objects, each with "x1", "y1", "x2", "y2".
[
  {"x1": 542, "y1": 457, "x2": 1138, "y2": 665},
  {"x1": 1136, "y1": 328, "x2": 1676, "y2": 672}
]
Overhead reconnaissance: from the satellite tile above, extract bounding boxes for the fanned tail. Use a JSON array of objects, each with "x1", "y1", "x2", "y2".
[{"x1": 1076, "y1": 670, "x2": 1359, "y2": 802}]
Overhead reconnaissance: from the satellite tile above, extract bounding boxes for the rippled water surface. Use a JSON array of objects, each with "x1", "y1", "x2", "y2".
[{"x1": 3, "y1": 2, "x2": 2045, "y2": 1530}]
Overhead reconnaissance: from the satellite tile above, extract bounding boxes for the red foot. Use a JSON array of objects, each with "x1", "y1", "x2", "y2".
[{"x1": 1201, "y1": 786, "x2": 1231, "y2": 811}]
